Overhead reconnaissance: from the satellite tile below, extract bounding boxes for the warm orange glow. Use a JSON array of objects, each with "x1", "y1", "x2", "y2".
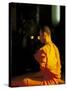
[{"x1": 33, "y1": 32, "x2": 61, "y2": 85}]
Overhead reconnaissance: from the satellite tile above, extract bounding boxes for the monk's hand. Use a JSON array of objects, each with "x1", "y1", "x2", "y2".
[
  {"x1": 34, "y1": 49, "x2": 46, "y2": 63},
  {"x1": 40, "y1": 62, "x2": 46, "y2": 70}
]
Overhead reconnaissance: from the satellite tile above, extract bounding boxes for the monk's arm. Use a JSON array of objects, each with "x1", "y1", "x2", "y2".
[{"x1": 34, "y1": 48, "x2": 47, "y2": 70}]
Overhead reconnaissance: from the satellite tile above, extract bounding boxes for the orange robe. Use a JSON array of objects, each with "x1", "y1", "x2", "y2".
[{"x1": 34, "y1": 42, "x2": 61, "y2": 85}]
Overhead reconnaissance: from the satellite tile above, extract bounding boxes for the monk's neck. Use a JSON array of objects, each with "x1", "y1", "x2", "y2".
[{"x1": 45, "y1": 38, "x2": 52, "y2": 44}]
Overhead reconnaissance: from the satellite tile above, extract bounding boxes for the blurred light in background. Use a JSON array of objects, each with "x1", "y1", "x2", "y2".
[
  {"x1": 52, "y1": 5, "x2": 60, "y2": 26},
  {"x1": 37, "y1": 36, "x2": 40, "y2": 40},
  {"x1": 30, "y1": 36, "x2": 34, "y2": 39}
]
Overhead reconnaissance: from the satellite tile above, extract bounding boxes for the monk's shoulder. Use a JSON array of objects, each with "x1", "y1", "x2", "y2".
[
  {"x1": 40, "y1": 44, "x2": 51, "y2": 51},
  {"x1": 53, "y1": 43, "x2": 59, "y2": 52}
]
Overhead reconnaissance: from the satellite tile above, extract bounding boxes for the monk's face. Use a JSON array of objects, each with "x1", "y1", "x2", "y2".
[{"x1": 40, "y1": 31, "x2": 49, "y2": 44}]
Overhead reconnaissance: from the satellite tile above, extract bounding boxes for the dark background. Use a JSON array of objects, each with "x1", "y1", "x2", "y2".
[{"x1": 9, "y1": 3, "x2": 65, "y2": 81}]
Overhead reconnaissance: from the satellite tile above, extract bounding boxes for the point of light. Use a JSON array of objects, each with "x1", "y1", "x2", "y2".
[
  {"x1": 30, "y1": 36, "x2": 34, "y2": 39},
  {"x1": 37, "y1": 36, "x2": 40, "y2": 40}
]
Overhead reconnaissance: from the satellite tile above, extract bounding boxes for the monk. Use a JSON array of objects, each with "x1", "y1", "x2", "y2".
[
  {"x1": 22, "y1": 26, "x2": 61, "y2": 86},
  {"x1": 33, "y1": 26, "x2": 61, "y2": 85},
  {"x1": 11, "y1": 26, "x2": 62, "y2": 87}
]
